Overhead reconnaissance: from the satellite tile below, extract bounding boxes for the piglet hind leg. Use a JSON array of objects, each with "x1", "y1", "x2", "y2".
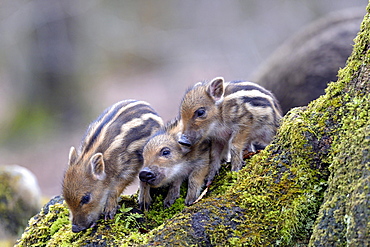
[
  {"x1": 230, "y1": 147, "x2": 245, "y2": 172},
  {"x1": 205, "y1": 141, "x2": 224, "y2": 186},
  {"x1": 230, "y1": 131, "x2": 251, "y2": 171},
  {"x1": 164, "y1": 179, "x2": 182, "y2": 208}
]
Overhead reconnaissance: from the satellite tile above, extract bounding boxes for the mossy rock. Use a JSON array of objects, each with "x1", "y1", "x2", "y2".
[
  {"x1": 16, "y1": 4, "x2": 370, "y2": 246},
  {"x1": 0, "y1": 165, "x2": 41, "y2": 240}
]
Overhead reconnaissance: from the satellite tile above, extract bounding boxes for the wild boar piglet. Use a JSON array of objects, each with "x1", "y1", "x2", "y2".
[
  {"x1": 63, "y1": 100, "x2": 163, "y2": 233},
  {"x1": 178, "y1": 77, "x2": 282, "y2": 183},
  {"x1": 139, "y1": 119, "x2": 211, "y2": 210}
]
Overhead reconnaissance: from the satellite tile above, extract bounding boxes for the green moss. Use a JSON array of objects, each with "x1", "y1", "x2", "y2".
[
  {"x1": 15, "y1": 198, "x2": 70, "y2": 246},
  {"x1": 308, "y1": 6, "x2": 370, "y2": 244},
  {"x1": 143, "y1": 187, "x2": 186, "y2": 229},
  {"x1": 15, "y1": 188, "x2": 189, "y2": 246},
  {"x1": 208, "y1": 163, "x2": 238, "y2": 196},
  {"x1": 310, "y1": 125, "x2": 370, "y2": 246}
]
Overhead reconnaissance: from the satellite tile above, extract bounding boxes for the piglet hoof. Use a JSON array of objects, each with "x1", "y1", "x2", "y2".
[
  {"x1": 163, "y1": 201, "x2": 173, "y2": 208},
  {"x1": 163, "y1": 197, "x2": 177, "y2": 208},
  {"x1": 231, "y1": 161, "x2": 245, "y2": 172},
  {"x1": 109, "y1": 211, "x2": 116, "y2": 220},
  {"x1": 205, "y1": 170, "x2": 218, "y2": 186},
  {"x1": 205, "y1": 179, "x2": 213, "y2": 187},
  {"x1": 185, "y1": 198, "x2": 195, "y2": 206},
  {"x1": 191, "y1": 186, "x2": 209, "y2": 205},
  {"x1": 103, "y1": 206, "x2": 118, "y2": 220},
  {"x1": 104, "y1": 212, "x2": 112, "y2": 221},
  {"x1": 139, "y1": 202, "x2": 151, "y2": 211}
]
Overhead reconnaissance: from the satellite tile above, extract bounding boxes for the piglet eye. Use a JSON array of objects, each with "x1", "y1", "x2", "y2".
[
  {"x1": 195, "y1": 108, "x2": 206, "y2": 118},
  {"x1": 80, "y1": 193, "x2": 91, "y2": 205},
  {"x1": 160, "y1": 147, "x2": 171, "y2": 157}
]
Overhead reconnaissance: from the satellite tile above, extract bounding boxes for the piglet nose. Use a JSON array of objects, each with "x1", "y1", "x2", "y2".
[
  {"x1": 178, "y1": 134, "x2": 192, "y2": 147},
  {"x1": 139, "y1": 170, "x2": 156, "y2": 183},
  {"x1": 72, "y1": 224, "x2": 86, "y2": 233}
]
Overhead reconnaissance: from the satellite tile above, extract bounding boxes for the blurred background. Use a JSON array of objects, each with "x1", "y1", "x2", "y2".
[{"x1": 0, "y1": 0, "x2": 367, "y2": 198}]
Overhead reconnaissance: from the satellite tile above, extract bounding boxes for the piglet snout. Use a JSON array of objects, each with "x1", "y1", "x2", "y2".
[
  {"x1": 139, "y1": 170, "x2": 156, "y2": 183},
  {"x1": 178, "y1": 134, "x2": 192, "y2": 147}
]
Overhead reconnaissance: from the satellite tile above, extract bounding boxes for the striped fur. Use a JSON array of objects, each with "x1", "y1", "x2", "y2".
[
  {"x1": 63, "y1": 100, "x2": 163, "y2": 233},
  {"x1": 178, "y1": 77, "x2": 282, "y2": 182},
  {"x1": 138, "y1": 118, "x2": 211, "y2": 210}
]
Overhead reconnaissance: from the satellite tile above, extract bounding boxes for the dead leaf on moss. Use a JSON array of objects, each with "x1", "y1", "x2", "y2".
[
  {"x1": 192, "y1": 185, "x2": 209, "y2": 205},
  {"x1": 243, "y1": 150, "x2": 260, "y2": 159}
]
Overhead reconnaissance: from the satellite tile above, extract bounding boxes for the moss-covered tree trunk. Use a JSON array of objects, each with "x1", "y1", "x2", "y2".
[{"x1": 16, "y1": 3, "x2": 370, "y2": 247}]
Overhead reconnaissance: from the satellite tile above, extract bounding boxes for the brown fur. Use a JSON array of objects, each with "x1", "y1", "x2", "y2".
[
  {"x1": 139, "y1": 119, "x2": 211, "y2": 210},
  {"x1": 63, "y1": 100, "x2": 163, "y2": 232},
  {"x1": 178, "y1": 77, "x2": 282, "y2": 183}
]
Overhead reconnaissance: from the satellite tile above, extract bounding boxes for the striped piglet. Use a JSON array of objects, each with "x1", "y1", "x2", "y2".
[
  {"x1": 178, "y1": 77, "x2": 282, "y2": 184},
  {"x1": 63, "y1": 100, "x2": 163, "y2": 232}
]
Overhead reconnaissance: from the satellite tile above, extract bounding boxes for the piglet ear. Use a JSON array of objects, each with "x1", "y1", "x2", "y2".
[
  {"x1": 90, "y1": 153, "x2": 106, "y2": 181},
  {"x1": 207, "y1": 77, "x2": 225, "y2": 101},
  {"x1": 68, "y1": 146, "x2": 78, "y2": 166}
]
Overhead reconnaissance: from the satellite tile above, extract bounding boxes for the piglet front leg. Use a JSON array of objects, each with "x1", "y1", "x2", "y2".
[
  {"x1": 103, "y1": 192, "x2": 119, "y2": 220},
  {"x1": 186, "y1": 163, "x2": 209, "y2": 205},
  {"x1": 139, "y1": 181, "x2": 152, "y2": 211},
  {"x1": 164, "y1": 179, "x2": 182, "y2": 208}
]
